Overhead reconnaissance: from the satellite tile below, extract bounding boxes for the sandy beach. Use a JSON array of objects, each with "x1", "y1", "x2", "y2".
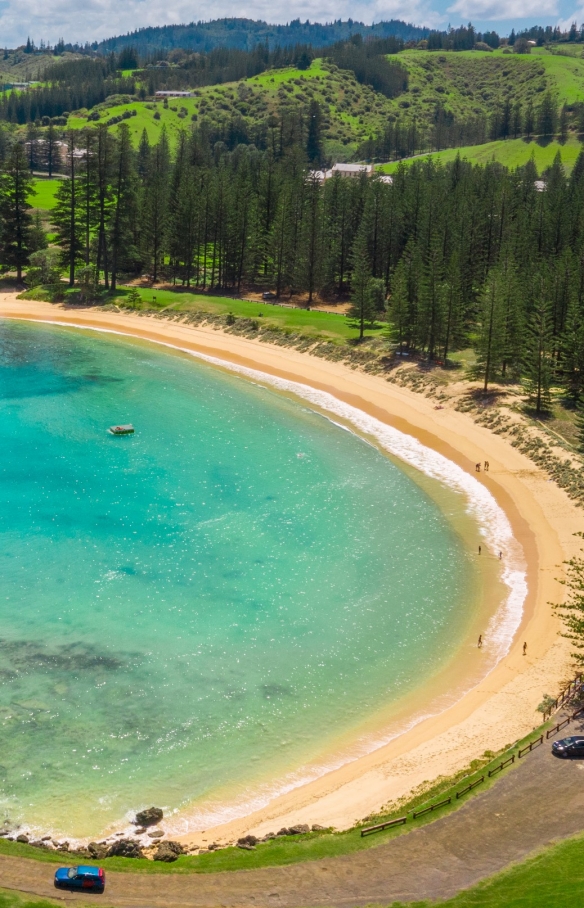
[{"x1": 1, "y1": 294, "x2": 581, "y2": 849}]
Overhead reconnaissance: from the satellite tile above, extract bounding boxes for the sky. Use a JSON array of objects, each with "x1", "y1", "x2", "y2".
[{"x1": 4, "y1": 0, "x2": 584, "y2": 48}]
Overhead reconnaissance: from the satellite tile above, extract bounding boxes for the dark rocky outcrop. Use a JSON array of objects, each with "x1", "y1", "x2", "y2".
[
  {"x1": 153, "y1": 840, "x2": 184, "y2": 863},
  {"x1": 88, "y1": 842, "x2": 109, "y2": 859},
  {"x1": 134, "y1": 807, "x2": 163, "y2": 827},
  {"x1": 276, "y1": 824, "x2": 310, "y2": 836},
  {"x1": 107, "y1": 838, "x2": 144, "y2": 858},
  {"x1": 237, "y1": 834, "x2": 258, "y2": 847},
  {"x1": 16, "y1": 834, "x2": 29, "y2": 844}
]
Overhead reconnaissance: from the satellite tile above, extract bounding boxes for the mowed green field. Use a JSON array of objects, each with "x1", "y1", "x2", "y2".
[
  {"x1": 67, "y1": 98, "x2": 199, "y2": 145},
  {"x1": 28, "y1": 179, "x2": 61, "y2": 211},
  {"x1": 531, "y1": 46, "x2": 584, "y2": 104},
  {"x1": 115, "y1": 287, "x2": 380, "y2": 341},
  {"x1": 378, "y1": 135, "x2": 584, "y2": 174}
]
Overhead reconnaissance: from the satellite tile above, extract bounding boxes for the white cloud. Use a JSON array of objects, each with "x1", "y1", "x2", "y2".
[
  {"x1": 1, "y1": 0, "x2": 444, "y2": 47},
  {"x1": 557, "y1": 8, "x2": 584, "y2": 28},
  {"x1": 447, "y1": 0, "x2": 557, "y2": 18}
]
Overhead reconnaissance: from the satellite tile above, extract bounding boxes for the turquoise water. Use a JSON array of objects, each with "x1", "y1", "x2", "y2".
[{"x1": 0, "y1": 321, "x2": 477, "y2": 838}]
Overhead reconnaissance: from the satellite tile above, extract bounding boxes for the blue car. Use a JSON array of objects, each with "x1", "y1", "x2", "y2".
[{"x1": 54, "y1": 865, "x2": 105, "y2": 893}]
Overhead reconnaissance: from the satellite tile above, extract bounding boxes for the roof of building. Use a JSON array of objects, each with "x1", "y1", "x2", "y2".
[{"x1": 331, "y1": 163, "x2": 374, "y2": 173}]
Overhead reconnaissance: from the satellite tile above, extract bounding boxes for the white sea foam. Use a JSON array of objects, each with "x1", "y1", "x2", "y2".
[{"x1": 17, "y1": 318, "x2": 528, "y2": 837}]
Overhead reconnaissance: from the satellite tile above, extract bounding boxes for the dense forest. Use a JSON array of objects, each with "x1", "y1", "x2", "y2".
[
  {"x1": 1, "y1": 119, "x2": 584, "y2": 418},
  {"x1": 95, "y1": 18, "x2": 430, "y2": 56}
]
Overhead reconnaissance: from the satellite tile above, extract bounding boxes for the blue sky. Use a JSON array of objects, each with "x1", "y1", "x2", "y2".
[{"x1": 5, "y1": 1, "x2": 584, "y2": 48}]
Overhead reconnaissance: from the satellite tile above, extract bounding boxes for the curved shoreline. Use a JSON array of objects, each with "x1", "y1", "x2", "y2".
[{"x1": 0, "y1": 297, "x2": 579, "y2": 848}]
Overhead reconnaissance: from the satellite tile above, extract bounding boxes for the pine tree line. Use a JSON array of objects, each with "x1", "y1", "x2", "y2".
[{"x1": 3, "y1": 126, "x2": 584, "y2": 418}]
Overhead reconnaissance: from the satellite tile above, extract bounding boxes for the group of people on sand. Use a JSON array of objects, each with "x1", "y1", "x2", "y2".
[
  {"x1": 477, "y1": 634, "x2": 527, "y2": 655},
  {"x1": 475, "y1": 453, "x2": 526, "y2": 657}
]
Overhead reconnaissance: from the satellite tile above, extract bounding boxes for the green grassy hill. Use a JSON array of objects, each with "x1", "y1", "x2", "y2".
[
  {"x1": 57, "y1": 46, "x2": 584, "y2": 159},
  {"x1": 65, "y1": 58, "x2": 396, "y2": 157},
  {"x1": 378, "y1": 134, "x2": 584, "y2": 173}
]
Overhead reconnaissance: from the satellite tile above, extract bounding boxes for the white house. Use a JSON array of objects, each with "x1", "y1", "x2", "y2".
[
  {"x1": 155, "y1": 91, "x2": 194, "y2": 98},
  {"x1": 310, "y1": 163, "x2": 391, "y2": 184}
]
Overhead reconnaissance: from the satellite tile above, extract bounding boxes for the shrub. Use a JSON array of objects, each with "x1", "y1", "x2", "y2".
[
  {"x1": 537, "y1": 694, "x2": 556, "y2": 715},
  {"x1": 26, "y1": 249, "x2": 61, "y2": 287}
]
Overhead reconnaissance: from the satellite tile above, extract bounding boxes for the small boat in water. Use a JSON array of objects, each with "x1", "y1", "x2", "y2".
[{"x1": 109, "y1": 424, "x2": 134, "y2": 435}]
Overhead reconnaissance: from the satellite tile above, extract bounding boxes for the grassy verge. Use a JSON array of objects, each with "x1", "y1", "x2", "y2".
[
  {"x1": 388, "y1": 829, "x2": 584, "y2": 907},
  {"x1": 0, "y1": 725, "x2": 549, "y2": 875},
  {"x1": 17, "y1": 285, "x2": 384, "y2": 342},
  {"x1": 0, "y1": 892, "x2": 73, "y2": 908}
]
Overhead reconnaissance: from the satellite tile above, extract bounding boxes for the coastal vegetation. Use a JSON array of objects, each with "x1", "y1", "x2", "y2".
[
  {"x1": 5, "y1": 131, "x2": 584, "y2": 422},
  {"x1": 0, "y1": 725, "x2": 554, "y2": 872}
]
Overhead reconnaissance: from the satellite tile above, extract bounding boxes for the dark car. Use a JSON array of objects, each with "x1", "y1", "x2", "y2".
[
  {"x1": 54, "y1": 865, "x2": 105, "y2": 892},
  {"x1": 551, "y1": 736, "x2": 584, "y2": 758}
]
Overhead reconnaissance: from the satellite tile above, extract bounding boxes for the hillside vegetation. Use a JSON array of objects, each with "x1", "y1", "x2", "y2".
[
  {"x1": 96, "y1": 17, "x2": 429, "y2": 55},
  {"x1": 379, "y1": 136, "x2": 584, "y2": 173},
  {"x1": 5, "y1": 41, "x2": 584, "y2": 163},
  {"x1": 57, "y1": 47, "x2": 584, "y2": 159}
]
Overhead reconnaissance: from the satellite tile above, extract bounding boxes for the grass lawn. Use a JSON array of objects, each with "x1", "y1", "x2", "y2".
[
  {"x1": 378, "y1": 136, "x2": 583, "y2": 174},
  {"x1": 0, "y1": 891, "x2": 66, "y2": 908},
  {"x1": 535, "y1": 50, "x2": 584, "y2": 104},
  {"x1": 249, "y1": 59, "x2": 328, "y2": 86},
  {"x1": 28, "y1": 178, "x2": 62, "y2": 212},
  {"x1": 112, "y1": 286, "x2": 383, "y2": 341},
  {"x1": 67, "y1": 99, "x2": 199, "y2": 146}
]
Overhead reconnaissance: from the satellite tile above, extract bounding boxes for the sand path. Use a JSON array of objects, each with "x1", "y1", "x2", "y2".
[{"x1": 0, "y1": 295, "x2": 581, "y2": 846}]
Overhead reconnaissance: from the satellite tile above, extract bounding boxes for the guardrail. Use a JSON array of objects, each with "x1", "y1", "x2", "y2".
[
  {"x1": 547, "y1": 717, "x2": 573, "y2": 739},
  {"x1": 412, "y1": 797, "x2": 452, "y2": 820},
  {"x1": 518, "y1": 735, "x2": 544, "y2": 758},
  {"x1": 456, "y1": 776, "x2": 485, "y2": 799},
  {"x1": 488, "y1": 755, "x2": 515, "y2": 777},
  {"x1": 543, "y1": 674, "x2": 583, "y2": 719},
  {"x1": 360, "y1": 816, "x2": 407, "y2": 837}
]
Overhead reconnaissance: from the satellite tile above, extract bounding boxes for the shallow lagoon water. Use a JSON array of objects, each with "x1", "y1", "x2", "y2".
[{"x1": 0, "y1": 322, "x2": 479, "y2": 838}]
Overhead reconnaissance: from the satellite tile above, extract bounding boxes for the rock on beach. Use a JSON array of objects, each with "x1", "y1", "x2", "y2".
[{"x1": 134, "y1": 807, "x2": 163, "y2": 827}]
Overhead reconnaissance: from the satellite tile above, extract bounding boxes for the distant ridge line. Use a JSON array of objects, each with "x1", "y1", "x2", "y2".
[{"x1": 95, "y1": 17, "x2": 430, "y2": 55}]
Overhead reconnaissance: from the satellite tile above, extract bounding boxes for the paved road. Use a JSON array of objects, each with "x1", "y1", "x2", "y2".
[{"x1": 2, "y1": 737, "x2": 584, "y2": 908}]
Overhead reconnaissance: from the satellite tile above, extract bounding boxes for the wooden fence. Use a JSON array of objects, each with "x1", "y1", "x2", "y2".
[
  {"x1": 359, "y1": 674, "x2": 584, "y2": 838},
  {"x1": 488, "y1": 755, "x2": 515, "y2": 777},
  {"x1": 360, "y1": 816, "x2": 407, "y2": 837},
  {"x1": 543, "y1": 674, "x2": 583, "y2": 720}
]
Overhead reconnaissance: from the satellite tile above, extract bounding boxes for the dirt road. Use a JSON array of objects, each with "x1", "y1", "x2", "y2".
[{"x1": 1, "y1": 735, "x2": 584, "y2": 907}]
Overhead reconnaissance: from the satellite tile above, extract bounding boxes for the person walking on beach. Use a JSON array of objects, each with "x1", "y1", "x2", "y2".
[
  {"x1": 499, "y1": 551, "x2": 502, "y2": 560},
  {"x1": 523, "y1": 642, "x2": 527, "y2": 656},
  {"x1": 478, "y1": 634, "x2": 482, "y2": 648},
  {"x1": 484, "y1": 461, "x2": 489, "y2": 472},
  {"x1": 478, "y1": 545, "x2": 482, "y2": 555},
  {"x1": 476, "y1": 463, "x2": 481, "y2": 472}
]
